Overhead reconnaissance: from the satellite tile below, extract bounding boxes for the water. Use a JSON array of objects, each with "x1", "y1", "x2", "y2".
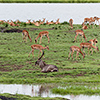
[
  {"x1": 0, "y1": 84, "x2": 100, "y2": 100},
  {"x1": 0, "y1": 3, "x2": 100, "y2": 24}
]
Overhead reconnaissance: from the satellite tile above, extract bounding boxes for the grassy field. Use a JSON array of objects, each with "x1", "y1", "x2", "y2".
[
  {"x1": 0, "y1": 21, "x2": 100, "y2": 99},
  {"x1": 0, "y1": 0, "x2": 100, "y2": 3}
]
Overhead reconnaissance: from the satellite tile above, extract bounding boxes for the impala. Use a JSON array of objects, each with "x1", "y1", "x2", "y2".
[
  {"x1": 46, "y1": 20, "x2": 54, "y2": 25},
  {"x1": 40, "y1": 18, "x2": 46, "y2": 24},
  {"x1": 74, "y1": 29, "x2": 87, "y2": 42},
  {"x1": 28, "y1": 44, "x2": 49, "y2": 58},
  {"x1": 35, "y1": 51, "x2": 58, "y2": 73},
  {"x1": 69, "y1": 19, "x2": 73, "y2": 29},
  {"x1": 84, "y1": 17, "x2": 95, "y2": 28},
  {"x1": 94, "y1": 16, "x2": 100, "y2": 25},
  {"x1": 84, "y1": 17, "x2": 94, "y2": 25},
  {"x1": 22, "y1": 30, "x2": 32, "y2": 42},
  {"x1": 68, "y1": 46, "x2": 85, "y2": 60},
  {"x1": 80, "y1": 42, "x2": 99, "y2": 55},
  {"x1": 89, "y1": 38, "x2": 98, "y2": 47},
  {"x1": 84, "y1": 17, "x2": 90, "y2": 24},
  {"x1": 82, "y1": 22, "x2": 88, "y2": 29},
  {"x1": 26, "y1": 19, "x2": 31, "y2": 24},
  {"x1": 35, "y1": 31, "x2": 49, "y2": 44},
  {"x1": 55, "y1": 18, "x2": 60, "y2": 24}
]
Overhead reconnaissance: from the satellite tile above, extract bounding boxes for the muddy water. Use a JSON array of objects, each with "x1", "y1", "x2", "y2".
[
  {"x1": 0, "y1": 84, "x2": 100, "y2": 100},
  {"x1": 0, "y1": 3, "x2": 100, "y2": 24}
]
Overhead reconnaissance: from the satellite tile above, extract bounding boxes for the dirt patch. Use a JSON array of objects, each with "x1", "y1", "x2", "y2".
[
  {"x1": 0, "y1": 26, "x2": 55, "y2": 33},
  {"x1": 0, "y1": 96, "x2": 16, "y2": 100},
  {"x1": 2, "y1": 28, "x2": 23, "y2": 33},
  {"x1": 0, "y1": 64, "x2": 24, "y2": 72}
]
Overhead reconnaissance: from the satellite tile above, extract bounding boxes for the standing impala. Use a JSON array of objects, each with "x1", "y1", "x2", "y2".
[
  {"x1": 28, "y1": 44, "x2": 49, "y2": 58},
  {"x1": 22, "y1": 30, "x2": 32, "y2": 42},
  {"x1": 69, "y1": 19, "x2": 73, "y2": 29},
  {"x1": 80, "y1": 42, "x2": 99, "y2": 55},
  {"x1": 35, "y1": 31, "x2": 49, "y2": 44},
  {"x1": 68, "y1": 46, "x2": 85, "y2": 60},
  {"x1": 94, "y1": 16, "x2": 100, "y2": 25},
  {"x1": 74, "y1": 29, "x2": 87, "y2": 42}
]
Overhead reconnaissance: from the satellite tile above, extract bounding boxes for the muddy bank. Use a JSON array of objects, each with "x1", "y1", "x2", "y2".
[
  {"x1": 0, "y1": 27, "x2": 55, "y2": 33},
  {"x1": 0, "y1": 96, "x2": 16, "y2": 100}
]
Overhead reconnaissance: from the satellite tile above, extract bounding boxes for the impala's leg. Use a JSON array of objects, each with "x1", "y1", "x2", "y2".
[
  {"x1": 82, "y1": 35, "x2": 84, "y2": 42},
  {"x1": 92, "y1": 24, "x2": 94, "y2": 29},
  {"x1": 28, "y1": 49, "x2": 34, "y2": 57},
  {"x1": 74, "y1": 34, "x2": 78, "y2": 42},
  {"x1": 90, "y1": 48, "x2": 93, "y2": 55},
  {"x1": 46, "y1": 34, "x2": 50, "y2": 43},
  {"x1": 25, "y1": 36, "x2": 28, "y2": 43},
  {"x1": 38, "y1": 50, "x2": 44, "y2": 58},
  {"x1": 40, "y1": 36, "x2": 42, "y2": 44},
  {"x1": 22, "y1": 33, "x2": 24, "y2": 42},
  {"x1": 76, "y1": 51, "x2": 79, "y2": 60},
  {"x1": 38, "y1": 50, "x2": 41, "y2": 58},
  {"x1": 88, "y1": 48, "x2": 90, "y2": 55},
  {"x1": 31, "y1": 49, "x2": 34, "y2": 58},
  {"x1": 23, "y1": 35, "x2": 26, "y2": 42},
  {"x1": 71, "y1": 51, "x2": 74, "y2": 60},
  {"x1": 82, "y1": 47, "x2": 85, "y2": 54},
  {"x1": 68, "y1": 51, "x2": 71, "y2": 59},
  {"x1": 79, "y1": 35, "x2": 82, "y2": 42}
]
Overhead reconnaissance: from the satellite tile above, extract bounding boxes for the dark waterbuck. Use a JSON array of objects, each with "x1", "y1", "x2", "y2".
[{"x1": 35, "y1": 51, "x2": 58, "y2": 73}]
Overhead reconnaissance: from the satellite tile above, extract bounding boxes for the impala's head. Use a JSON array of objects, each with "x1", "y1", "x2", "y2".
[
  {"x1": 46, "y1": 46, "x2": 49, "y2": 50},
  {"x1": 94, "y1": 38, "x2": 98, "y2": 43}
]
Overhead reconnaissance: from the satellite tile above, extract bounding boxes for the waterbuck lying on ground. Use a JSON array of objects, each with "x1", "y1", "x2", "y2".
[{"x1": 35, "y1": 51, "x2": 58, "y2": 73}]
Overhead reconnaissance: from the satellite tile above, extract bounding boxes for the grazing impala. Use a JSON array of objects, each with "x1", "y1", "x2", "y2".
[
  {"x1": 35, "y1": 51, "x2": 58, "y2": 73},
  {"x1": 22, "y1": 30, "x2": 32, "y2": 42},
  {"x1": 74, "y1": 29, "x2": 87, "y2": 42},
  {"x1": 69, "y1": 19, "x2": 73, "y2": 29},
  {"x1": 28, "y1": 44, "x2": 49, "y2": 58},
  {"x1": 84, "y1": 17, "x2": 94, "y2": 24},
  {"x1": 82, "y1": 22, "x2": 88, "y2": 29},
  {"x1": 80, "y1": 42, "x2": 99, "y2": 55},
  {"x1": 89, "y1": 38, "x2": 98, "y2": 47},
  {"x1": 35, "y1": 31, "x2": 49, "y2": 44},
  {"x1": 68, "y1": 46, "x2": 85, "y2": 60},
  {"x1": 84, "y1": 17, "x2": 95, "y2": 28}
]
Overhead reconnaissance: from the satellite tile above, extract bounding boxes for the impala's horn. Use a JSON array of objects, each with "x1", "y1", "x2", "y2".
[{"x1": 38, "y1": 51, "x2": 44, "y2": 60}]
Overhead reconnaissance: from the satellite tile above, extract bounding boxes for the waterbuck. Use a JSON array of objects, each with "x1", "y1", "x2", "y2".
[{"x1": 35, "y1": 51, "x2": 58, "y2": 73}]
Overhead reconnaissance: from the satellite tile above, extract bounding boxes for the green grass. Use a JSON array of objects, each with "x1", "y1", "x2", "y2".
[
  {"x1": 0, "y1": 93, "x2": 68, "y2": 100},
  {"x1": 0, "y1": 22, "x2": 100, "y2": 98},
  {"x1": 0, "y1": 0, "x2": 100, "y2": 3},
  {"x1": 52, "y1": 84, "x2": 100, "y2": 95}
]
